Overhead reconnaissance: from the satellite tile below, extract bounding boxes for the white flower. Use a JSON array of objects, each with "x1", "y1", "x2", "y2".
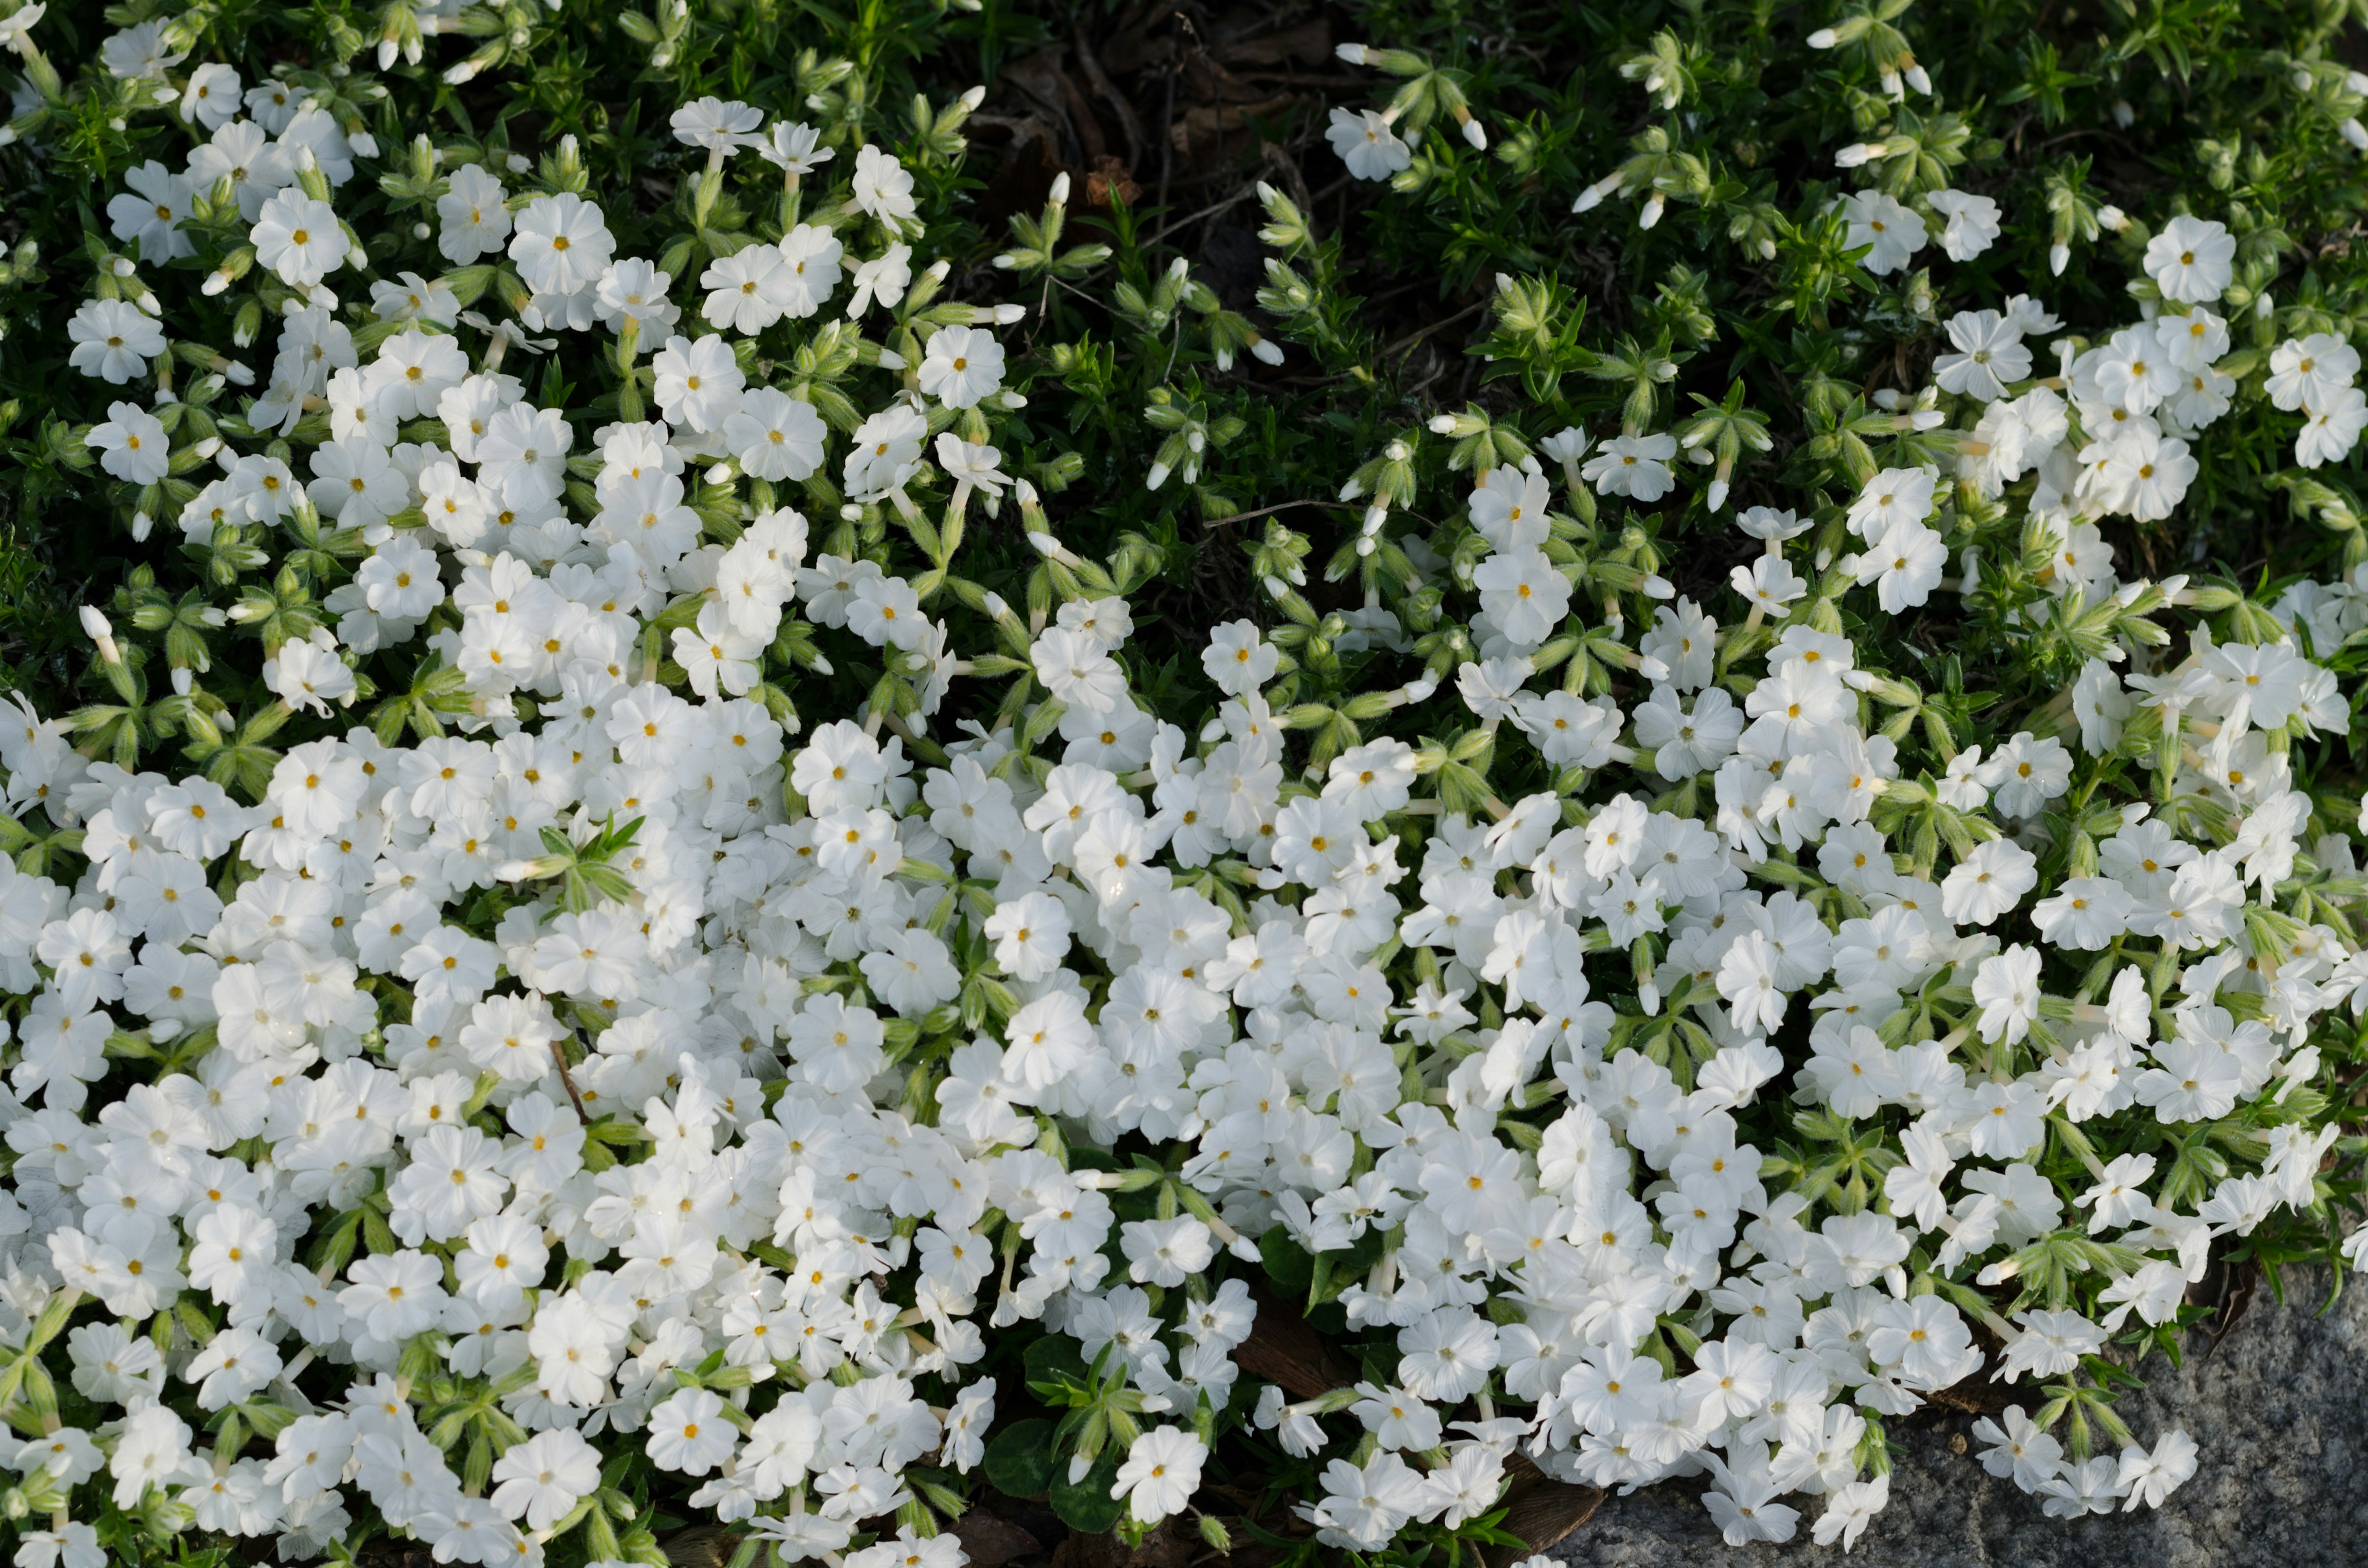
[
  {"x1": 1926, "y1": 187, "x2": 2000, "y2": 260},
  {"x1": 105, "y1": 161, "x2": 193, "y2": 263},
  {"x1": 1327, "y1": 107, "x2": 1412, "y2": 181},
  {"x1": 2298, "y1": 385, "x2": 2368, "y2": 468},
  {"x1": 251, "y1": 190, "x2": 347, "y2": 287},
  {"x1": 596, "y1": 258, "x2": 677, "y2": 330},
  {"x1": 1582, "y1": 432, "x2": 1679, "y2": 499},
  {"x1": 436, "y1": 163, "x2": 512, "y2": 265},
  {"x1": 845, "y1": 244, "x2": 916, "y2": 319},
  {"x1": 726, "y1": 388, "x2": 829, "y2": 481},
  {"x1": 1932, "y1": 310, "x2": 2030, "y2": 401},
  {"x1": 2144, "y1": 215, "x2": 2235, "y2": 303},
  {"x1": 671, "y1": 96, "x2": 763, "y2": 152},
  {"x1": 1840, "y1": 189, "x2": 1927, "y2": 274},
  {"x1": 934, "y1": 432, "x2": 1010, "y2": 495},
  {"x1": 1845, "y1": 465, "x2": 1936, "y2": 540},
  {"x1": 917, "y1": 325, "x2": 1005, "y2": 408},
  {"x1": 758, "y1": 121, "x2": 834, "y2": 174},
  {"x1": 88, "y1": 400, "x2": 168, "y2": 484},
  {"x1": 844, "y1": 403, "x2": 929, "y2": 499},
  {"x1": 509, "y1": 192, "x2": 615, "y2": 295},
  {"x1": 179, "y1": 60, "x2": 240, "y2": 128},
  {"x1": 488, "y1": 1429, "x2": 599, "y2": 1531},
  {"x1": 651, "y1": 333, "x2": 747, "y2": 432},
  {"x1": 776, "y1": 224, "x2": 845, "y2": 317},
  {"x1": 101, "y1": 20, "x2": 187, "y2": 80},
  {"x1": 1112, "y1": 1427, "x2": 1205, "y2": 1523},
  {"x1": 2265, "y1": 333, "x2": 2358, "y2": 411},
  {"x1": 647, "y1": 1388, "x2": 738, "y2": 1475},
  {"x1": 850, "y1": 144, "x2": 919, "y2": 228},
  {"x1": 1859, "y1": 520, "x2": 1946, "y2": 612},
  {"x1": 702, "y1": 243, "x2": 795, "y2": 335}
]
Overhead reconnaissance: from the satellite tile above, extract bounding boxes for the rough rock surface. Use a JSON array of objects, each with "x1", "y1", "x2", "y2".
[{"x1": 1552, "y1": 1268, "x2": 2368, "y2": 1567}]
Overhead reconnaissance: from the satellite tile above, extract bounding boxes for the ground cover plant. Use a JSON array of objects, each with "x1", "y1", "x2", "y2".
[{"x1": 4, "y1": 0, "x2": 2368, "y2": 1564}]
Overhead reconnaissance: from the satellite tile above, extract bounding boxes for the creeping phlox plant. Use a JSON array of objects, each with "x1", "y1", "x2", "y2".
[{"x1": 7, "y1": 3, "x2": 2368, "y2": 1567}]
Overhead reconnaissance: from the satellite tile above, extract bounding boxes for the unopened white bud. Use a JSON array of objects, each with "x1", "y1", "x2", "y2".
[
  {"x1": 1049, "y1": 171, "x2": 1071, "y2": 205},
  {"x1": 80, "y1": 606, "x2": 119, "y2": 662}
]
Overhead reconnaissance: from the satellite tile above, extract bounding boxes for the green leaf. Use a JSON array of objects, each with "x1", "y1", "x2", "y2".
[
  {"x1": 1022, "y1": 1332, "x2": 1090, "y2": 1394},
  {"x1": 1048, "y1": 1447, "x2": 1125, "y2": 1533},
  {"x1": 1258, "y1": 1225, "x2": 1314, "y2": 1297},
  {"x1": 982, "y1": 1418, "x2": 1057, "y2": 1498}
]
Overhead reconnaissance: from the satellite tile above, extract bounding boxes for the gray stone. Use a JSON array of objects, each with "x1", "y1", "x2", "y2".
[{"x1": 1553, "y1": 1269, "x2": 2368, "y2": 1567}]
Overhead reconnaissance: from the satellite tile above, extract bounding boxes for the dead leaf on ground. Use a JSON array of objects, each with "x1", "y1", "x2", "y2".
[
  {"x1": 1087, "y1": 154, "x2": 1141, "y2": 210},
  {"x1": 955, "y1": 1509, "x2": 1046, "y2": 1568},
  {"x1": 1926, "y1": 1363, "x2": 2020, "y2": 1417},
  {"x1": 1048, "y1": 1517, "x2": 1196, "y2": 1568},
  {"x1": 657, "y1": 1525, "x2": 734, "y2": 1568},
  {"x1": 1486, "y1": 1470, "x2": 1606, "y2": 1568},
  {"x1": 1169, "y1": 94, "x2": 1300, "y2": 160},
  {"x1": 1215, "y1": 18, "x2": 1332, "y2": 67},
  {"x1": 1232, "y1": 1277, "x2": 1360, "y2": 1399}
]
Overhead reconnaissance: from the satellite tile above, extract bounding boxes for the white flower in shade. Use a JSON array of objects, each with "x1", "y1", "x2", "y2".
[
  {"x1": 758, "y1": 121, "x2": 834, "y2": 174},
  {"x1": 670, "y1": 96, "x2": 763, "y2": 152},
  {"x1": 88, "y1": 401, "x2": 168, "y2": 484},
  {"x1": 1582, "y1": 432, "x2": 1679, "y2": 500},
  {"x1": 1926, "y1": 187, "x2": 2000, "y2": 260},
  {"x1": 105, "y1": 161, "x2": 193, "y2": 263},
  {"x1": 179, "y1": 60, "x2": 240, "y2": 128},
  {"x1": 1327, "y1": 107, "x2": 1412, "y2": 181}
]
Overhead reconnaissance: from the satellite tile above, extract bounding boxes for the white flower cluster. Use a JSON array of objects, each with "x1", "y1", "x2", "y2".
[{"x1": 8, "y1": 15, "x2": 2368, "y2": 1568}]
